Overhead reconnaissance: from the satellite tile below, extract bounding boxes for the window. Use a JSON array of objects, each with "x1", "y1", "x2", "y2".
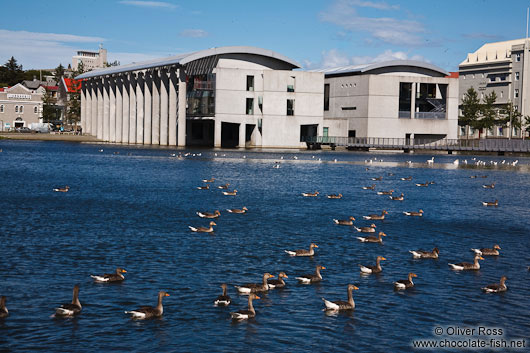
[
  {"x1": 323, "y1": 127, "x2": 329, "y2": 137},
  {"x1": 515, "y1": 72, "x2": 520, "y2": 81},
  {"x1": 463, "y1": 75, "x2": 466, "y2": 80},
  {"x1": 500, "y1": 91, "x2": 503, "y2": 98},
  {"x1": 0, "y1": 104, "x2": 3, "y2": 113},
  {"x1": 287, "y1": 99, "x2": 294, "y2": 116},
  {"x1": 287, "y1": 76, "x2": 295, "y2": 92},
  {"x1": 341, "y1": 107, "x2": 356, "y2": 110},
  {"x1": 246, "y1": 98, "x2": 254, "y2": 115},
  {"x1": 34, "y1": 106, "x2": 38, "y2": 114},
  {"x1": 515, "y1": 89, "x2": 519, "y2": 98},
  {"x1": 15, "y1": 106, "x2": 18, "y2": 113},
  {"x1": 20, "y1": 105, "x2": 23, "y2": 113},
  {"x1": 324, "y1": 84, "x2": 330, "y2": 111},
  {"x1": 246, "y1": 76, "x2": 254, "y2": 91},
  {"x1": 489, "y1": 76, "x2": 496, "y2": 82},
  {"x1": 472, "y1": 74, "x2": 475, "y2": 79},
  {"x1": 258, "y1": 96, "x2": 263, "y2": 113},
  {"x1": 516, "y1": 53, "x2": 521, "y2": 62},
  {"x1": 515, "y1": 105, "x2": 518, "y2": 110}
]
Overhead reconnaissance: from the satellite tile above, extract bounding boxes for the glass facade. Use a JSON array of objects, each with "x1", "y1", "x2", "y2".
[{"x1": 186, "y1": 74, "x2": 215, "y2": 116}]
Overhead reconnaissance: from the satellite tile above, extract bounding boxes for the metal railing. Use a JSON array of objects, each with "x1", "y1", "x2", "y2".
[
  {"x1": 302, "y1": 136, "x2": 530, "y2": 152},
  {"x1": 414, "y1": 112, "x2": 446, "y2": 119},
  {"x1": 398, "y1": 111, "x2": 411, "y2": 118}
]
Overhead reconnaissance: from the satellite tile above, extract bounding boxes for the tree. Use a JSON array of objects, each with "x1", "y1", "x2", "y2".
[
  {"x1": 65, "y1": 91, "x2": 81, "y2": 130},
  {"x1": 459, "y1": 87, "x2": 481, "y2": 139},
  {"x1": 72, "y1": 62, "x2": 85, "y2": 78},
  {"x1": 23, "y1": 69, "x2": 53, "y2": 81},
  {"x1": 498, "y1": 101, "x2": 522, "y2": 139},
  {"x1": 472, "y1": 91, "x2": 498, "y2": 139},
  {"x1": 524, "y1": 115, "x2": 530, "y2": 139},
  {"x1": 54, "y1": 64, "x2": 65, "y2": 83},
  {"x1": 0, "y1": 56, "x2": 25, "y2": 86},
  {"x1": 42, "y1": 88, "x2": 58, "y2": 123}
]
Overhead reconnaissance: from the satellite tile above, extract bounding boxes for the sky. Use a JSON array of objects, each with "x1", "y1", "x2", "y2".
[{"x1": 1, "y1": 0, "x2": 530, "y2": 72}]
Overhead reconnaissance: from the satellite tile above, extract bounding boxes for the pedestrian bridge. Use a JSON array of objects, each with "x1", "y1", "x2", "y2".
[{"x1": 304, "y1": 136, "x2": 530, "y2": 154}]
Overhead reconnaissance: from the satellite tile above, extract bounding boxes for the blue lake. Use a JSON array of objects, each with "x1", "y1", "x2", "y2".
[{"x1": 0, "y1": 140, "x2": 529, "y2": 352}]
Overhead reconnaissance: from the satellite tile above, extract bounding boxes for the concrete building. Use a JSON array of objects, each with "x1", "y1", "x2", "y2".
[
  {"x1": 459, "y1": 38, "x2": 530, "y2": 138},
  {"x1": 76, "y1": 46, "x2": 324, "y2": 148},
  {"x1": 314, "y1": 60, "x2": 458, "y2": 141},
  {"x1": 72, "y1": 46, "x2": 108, "y2": 71},
  {"x1": 0, "y1": 83, "x2": 44, "y2": 131}
]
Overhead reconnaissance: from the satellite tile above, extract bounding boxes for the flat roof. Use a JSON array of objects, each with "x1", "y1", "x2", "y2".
[
  {"x1": 312, "y1": 60, "x2": 448, "y2": 77},
  {"x1": 76, "y1": 46, "x2": 300, "y2": 79}
]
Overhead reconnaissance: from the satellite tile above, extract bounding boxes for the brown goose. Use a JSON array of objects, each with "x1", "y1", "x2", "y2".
[
  {"x1": 222, "y1": 189, "x2": 238, "y2": 196},
  {"x1": 400, "y1": 176, "x2": 412, "y2": 181},
  {"x1": 235, "y1": 273, "x2": 274, "y2": 294},
  {"x1": 403, "y1": 209, "x2": 424, "y2": 217},
  {"x1": 410, "y1": 247, "x2": 439, "y2": 259},
  {"x1": 267, "y1": 272, "x2": 288, "y2": 289},
  {"x1": 359, "y1": 256, "x2": 386, "y2": 274},
  {"x1": 333, "y1": 216, "x2": 355, "y2": 226},
  {"x1": 214, "y1": 284, "x2": 231, "y2": 306},
  {"x1": 53, "y1": 186, "x2": 70, "y2": 192},
  {"x1": 125, "y1": 291, "x2": 169, "y2": 319},
  {"x1": 390, "y1": 193, "x2": 404, "y2": 201},
  {"x1": 197, "y1": 184, "x2": 210, "y2": 190},
  {"x1": 371, "y1": 176, "x2": 383, "y2": 181},
  {"x1": 54, "y1": 284, "x2": 82, "y2": 317},
  {"x1": 202, "y1": 178, "x2": 215, "y2": 183},
  {"x1": 327, "y1": 193, "x2": 343, "y2": 199},
  {"x1": 449, "y1": 254, "x2": 484, "y2": 271},
  {"x1": 0, "y1": 296, "x2": 8, "y2": 318},
  {"x1": 197, "y1": 210, "x2": 221, "y2": 219},
  {"x1": 302, "y1": 191, "x2": 319, "y2": 197},
  {"x1": 188, "y1": 221, "x2": 216, "y2": 233},
  {"x1": 482, "y1": 200, "x2": 498, "y2": 207},
  {"x1": 356, "y1": 231, "x2": 386, "y2": 244},
  {"x1": 377, "y1": 190, "x2": 394, "y2": 195},
  {"x1": 415, "y1": 182, "x2": 430, "y2": 187},
  {"x1": 296, "y1": 265, "x2": 325, "y2": 284},
  {"x1": 285, "y1": 243, "x2": 318, "y2": 257},
  {"x1": 471, "y1": 245, "x2": 501, "y2": 256},
  {"x1": 482, "y1": 183, "x2": 495, "y2": 189},
  {"x1": 322, "y1": 284, "x2": 358, "y2": 310},
  {"x1": 482, "y1": 276, "x2": 507, "y2": 293},
  {"x1": 362, "y1": 184, "x2": 376, "y2": 190},
  {"x1": 230, "y1": 293, "x2": 260, "y2": 320},
  {"x1": 90, "y1": 268, "x2": 127, "y2": 282},
  {"x1": 363, "y1": 210, "x2": 388, "y2": 220},
  {"x1": 226, "y1": 207, "x2": 248, "y2": 214},
  {"x1": 394, "y1": 273, "x2": 417, "y2": 290},
  {"x1": 217, "y1": 183, "x2": 230, "y2": 189},
  {"x1": 354, "y1": 224, "x2": 376, "y2": 233}
]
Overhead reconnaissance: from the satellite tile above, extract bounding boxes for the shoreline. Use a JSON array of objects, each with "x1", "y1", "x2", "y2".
[{"x1": 0, "y1": 132, "x2": 99, "y2": 142}]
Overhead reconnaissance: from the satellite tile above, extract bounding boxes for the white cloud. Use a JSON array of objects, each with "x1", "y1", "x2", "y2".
[
  {"x1": 119, "y1": 1, "x2": 177, "y2": 9},
  {"x1": 179, "y1": 29, "x2": 208, "y2": 38},
  {"x1": 320, "y1": 0, "x2": 425, "y2": 46},
  {"x1": 307, "y1": 48, "x2": 428, "y2": 69},
  {"x1": 107, "y1": 52, "x2": 163, "y2": 65}
]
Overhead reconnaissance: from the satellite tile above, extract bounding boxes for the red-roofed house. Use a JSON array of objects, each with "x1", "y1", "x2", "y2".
[{"x1": 58, "y1": 77, "x2": 83, "y2": 130}]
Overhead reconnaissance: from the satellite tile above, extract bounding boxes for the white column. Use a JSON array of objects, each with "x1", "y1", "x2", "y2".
[
  {"x1": 160, "y1": 69, "x2": 169, "y2": 146},
  {"x1": 91, "y1": 80, "x2": 97, "y2": 136},
  {"x1": 81, "y1": 81, "x2": 86, "y2": 133},
  {"x1": 103, "y1": 78, "x2": 110, "y2": 141},
  {"x1": 144, "y1": 72, "x2": 152, "y2": 144},
  {"x1": 411, "y1": 82, "x2": 416, "y2": 119},
  {"x1": 122, "y1": 75, "x2": 129, "y2": 144},
  {"x1": 136, "y1": 72, "x2": 144, "y2": 144},
  {"x1": 109, "y1": 77, "x2": 116, "y2": 142},
  {"x1": 85, "y1": 81, "x2": 92, "y2": 135},
  {"x1": 129, "y1": 73, "x2": 137, "y2": 144},
  {"x1": 177, "y1": 69, "x2": 186, "y2": 147},
  {"x1": 152, "y1": 70, "x2": 160, "y2": 145},
  {"x1": 115, "y1": 77, "x2": 123, "y2": 143},
  {"x1": 238, "y1": 122, "x2": 246, "y2": 148},
  {"x1": 97, "y1": 79, "x2": 103, "y2": 140},
  {"x1": 168, "y1": 69, "x2": 177, "y2": 146},
  {"x1": 214, "y1": 119, "x2": 222, "y2": 147}
]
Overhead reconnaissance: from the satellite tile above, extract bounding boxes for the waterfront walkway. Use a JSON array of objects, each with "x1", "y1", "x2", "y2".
[{"x1": 304, "y1": 136, "x2": 530, "y2": 154}]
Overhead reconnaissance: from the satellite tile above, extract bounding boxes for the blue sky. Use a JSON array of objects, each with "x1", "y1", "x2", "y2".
[{"x1": 1, "y1": 0, "x2": 529, "y2": 71}]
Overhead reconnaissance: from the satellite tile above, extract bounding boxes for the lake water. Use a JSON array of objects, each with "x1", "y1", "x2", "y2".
[{"x1": 0, "y1": 140, "x2": 529, "y2": 352}]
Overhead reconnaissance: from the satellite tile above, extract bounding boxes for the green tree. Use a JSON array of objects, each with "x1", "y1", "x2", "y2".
[
  {"x1": 65, "y1": 91, "x2": 81, "y2": 131},
  {"x1": 498, "y1": 101, "x2": 522, "y2": 138},
  {"x1": 469, "y1": 91, "x2": 497, "y2": 139},
  {"x1": 0, "y1": 56, "x2": 25, "y2": 86},
  {"x1": 72, "y1": 62, "x2": 85, "y2": 78},
  {"x1": 459, "y1": 87, "x2": 481, "y2": 139},
  {"x1": 524, "y1": 115, "x2": 530, "y2": 139},
  {"x1": 23, "y1": 69, "x2": 53, "y2": 81},
  {"x1": 42, "y1": 88, "x2": 58, "y2": 123},
  {"x1": 54, "y1": 64, "x2": 65, "y2": 83}
]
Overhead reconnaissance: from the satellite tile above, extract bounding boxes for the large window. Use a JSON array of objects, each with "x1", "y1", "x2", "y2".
[
  {"x1": 287, "y1": 76, "x2": 295, "y2": 92},
  {"x1": 399, "y1": 82, "x2": 412, "y2": 117},
  {"x1": 246, "y1": 98, "x2": 254, "y2": 115},
  {"x1": 287, "y1": 99, "x2": 294, "y2": 116},
  {"x1": 186, "y1": 73, "x2": 215, "y2": 116},
  {"x1": 324, "y1": 84, "x2": 329, "y2": 111},
  {"x1": 246, "y1": 75, "x2": 254, "y2": 91}
]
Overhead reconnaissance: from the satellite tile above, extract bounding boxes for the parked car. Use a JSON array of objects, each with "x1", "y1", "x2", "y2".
[{"x1": 16, "y1": 127, "x2": 32, "y2": 133}]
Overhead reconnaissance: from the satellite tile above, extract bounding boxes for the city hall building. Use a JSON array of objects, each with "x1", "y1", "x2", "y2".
[
  {"x1": 77, "y1": 46, "x2": 324, "y2": 148},
  {"x1": 315, "y1": 60, "x2": 459, "y2": 141}
]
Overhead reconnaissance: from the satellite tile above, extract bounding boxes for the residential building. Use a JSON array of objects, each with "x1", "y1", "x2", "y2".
[
  {"x1": 72, "y1": 46, "x2": 108, "y2": 71},
  {"x1": 314, "y1": 60, "x2": 458, "y2": 141},
  {"x1": 0, "y1": 83, "x2": 44, "y2": 130},
  {"x1": 459, "y1": 38, "x2": 530, "y2": 138},
  {"x1": 76, "y1": 46, "x2": 324, "y2": 148}
]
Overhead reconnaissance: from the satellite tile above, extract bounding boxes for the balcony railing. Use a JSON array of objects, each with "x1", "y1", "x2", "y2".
[
  {"x1": 398, "y1": 111, "x2": 411, "y2": 118},
  {"x1": 414, "y1": 112, "x2": 446, "y2": 119}
]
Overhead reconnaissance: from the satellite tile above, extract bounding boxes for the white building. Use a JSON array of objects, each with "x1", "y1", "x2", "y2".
[
  {"x1": 76, "y1": 46, "x2": 324, "y2": 148},
  {"x1": 72, "y1": 46, "x2": 108, "y2": 71},
  {"x1": 0, "y1": 83, "x2": 44, "y2": 130},
  {"x1": 314, "y1": 60, "x2": 458, "y2": 141}
]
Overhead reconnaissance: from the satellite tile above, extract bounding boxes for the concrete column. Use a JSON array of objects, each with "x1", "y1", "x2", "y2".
[
  {"x1": 129, "y1": 73, "x2": 137, "y2": 144},
  {"x1": 103, "y1": 78, "x2": 110, "y2": 141},
  {"x1": 115, "y1": 77, "x2": 123, "y2": 143},
  {"x1": 109, "y1": 77, "x2": 116, "y2": 142},
  {"x1": 91, "y1": 80, "x2": 97, "y2": 137},
  {"x1": 411, "y1": 82, "x2": 417, "y2": 119},
  {"x1": 85, "y1": 81, "x2": 91, "y2": 135},
  {"x1": 160, "y1": 69, "x2": 169, "y2": 146},
  {"x1": 122, "y1": 75, "x2": 130, "y2": 144},
  {"x1": 168, "y1": 69, "x2": 178, "y2": 146},
  {"x1": 81, "y1": 81, "x2": 86, "y2": 133},
  {"x1": 177, "y1": 68, "x2": 186, "y2": 147},
  {"x1": 152, "y1": 70, "x2": 160, "y2": 145},
  {"x1": 238, "y1": 122, "x2": 246, "y2": 148},
  {"x1": 214, "y1": 119, "x2": 222, "y2": 147},
  {"x1": 136, "y1": 72, "x2": 144, "y2": 144},
  {"x1": 97, "y1": 79, "x2": 103, "y2": 140},
  {"x1": 144, "y1": 72, "x2": 152, "y2": 144}
]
